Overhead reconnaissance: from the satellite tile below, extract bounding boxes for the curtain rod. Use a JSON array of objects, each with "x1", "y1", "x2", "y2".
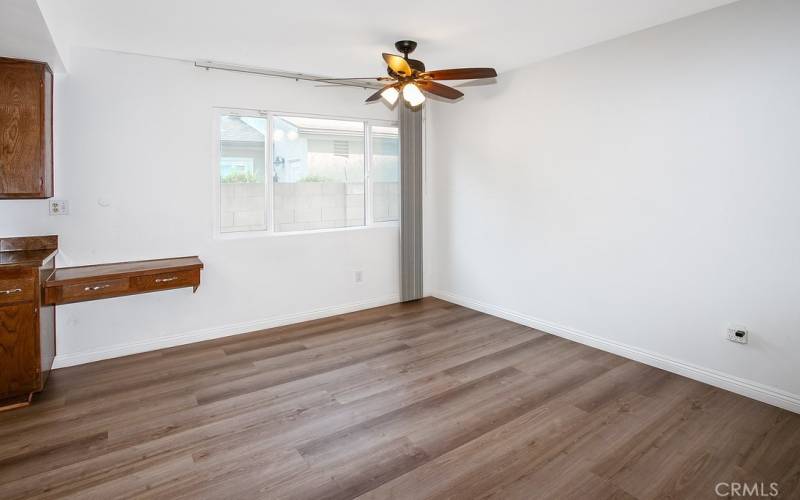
[{"x1": 194, "y1": 61, "x2": 383, "y2": 90}]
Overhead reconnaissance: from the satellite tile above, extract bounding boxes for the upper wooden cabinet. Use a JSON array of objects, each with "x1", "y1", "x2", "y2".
[{"x1": 0, "y1": 57, "x2": 53, "y2": 199}]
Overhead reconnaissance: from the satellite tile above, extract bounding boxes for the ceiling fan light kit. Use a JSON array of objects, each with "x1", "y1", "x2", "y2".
[
  {"x1": 402, "y1": 83, "x2": 425, "y2": 106},
  {"x1": 381, "y1": 86, "x2": 400, "y2": 105},
  {"x1": 351, "y1": 40, "x2": 497, "y2": 107}
]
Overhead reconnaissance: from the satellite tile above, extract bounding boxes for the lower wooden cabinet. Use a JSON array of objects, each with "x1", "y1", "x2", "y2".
[
  {"x1": 0, "y1": 257, "x2": 55, "y2": 411},
  {"x1": 0, "y1": 237, "x2": 201, "y2": 411},
  {"x1": 0, "y1": 302, "x2": 38, "y2": 396}
]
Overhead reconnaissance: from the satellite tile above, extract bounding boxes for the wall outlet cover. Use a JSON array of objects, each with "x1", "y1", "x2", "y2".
[
  {"x1": 49, "y1": 199, "x2": 69, "y2": 215},
  {"x1": 727, "y1": 326, "x2": 749, "y2": 344}
]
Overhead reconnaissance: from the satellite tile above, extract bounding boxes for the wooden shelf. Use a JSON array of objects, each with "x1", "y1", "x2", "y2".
[{"x1": 43, "y1": 256, "x2": 203, "y2": 305}]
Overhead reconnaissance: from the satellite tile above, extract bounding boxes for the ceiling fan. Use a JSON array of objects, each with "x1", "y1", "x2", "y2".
[{"x1": 328, "y1": 40, "x2": 497, "y2": 107}]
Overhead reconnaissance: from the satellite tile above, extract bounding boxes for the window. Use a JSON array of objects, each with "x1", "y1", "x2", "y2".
[
  {"x1": 216, "y1": 110, "x2": 399, "y2": 235},
  {"x1": 371, "y1": 125, "x2": 400, "y2": 223},
  {"x1": 219, "y1": 116, "x2": 267, "y2": 233},
  {"x1": 273, "y1": 116, "x2": 365, "y2": 232}
]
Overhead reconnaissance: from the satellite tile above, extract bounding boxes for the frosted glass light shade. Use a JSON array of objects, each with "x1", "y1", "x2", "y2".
[
  {"x1": 402, "y1": 83, "x2": 425, "y2": 106},
  {"x1": 381, "y1": 86, "x2": 399, "y2": 105}
]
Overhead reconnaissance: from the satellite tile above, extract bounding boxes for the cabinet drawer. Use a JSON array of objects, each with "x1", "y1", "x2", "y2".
[
  {"x1": 61, "y1": 278, "x2": 130, "y2": 301},
  {"x1": 132, "y1": 270, "x2": 199, "y2": 292},
  {"x1": 0, "y1": 275, "x2": 34, "y2": 305}
]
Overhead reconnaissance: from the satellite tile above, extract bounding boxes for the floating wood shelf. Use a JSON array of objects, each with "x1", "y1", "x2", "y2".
[{"x1": 43, "y1": 256, "x2": 203, "y2": 305}]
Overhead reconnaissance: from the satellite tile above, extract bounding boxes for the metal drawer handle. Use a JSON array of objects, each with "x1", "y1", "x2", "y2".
[
  {"x1": 85, "y1": 284, "x2": 111, "y2": 291},
  {"x1": 1, "y1": 288, "x2": 22, "y2": 295},
  {"x1": 155, "y1": 277, "x2": 178, "y2": 283}
]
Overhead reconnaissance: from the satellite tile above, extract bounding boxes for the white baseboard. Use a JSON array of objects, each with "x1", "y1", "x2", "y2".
[
  {"x1": 434, "y1": 290, "x2": 800, "y2": 414},
  {"x1": 52, "y1": 294, "x2": 400, "y2": 369}
]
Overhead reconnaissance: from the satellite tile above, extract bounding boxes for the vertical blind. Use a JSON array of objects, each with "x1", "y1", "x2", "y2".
[{"x1": 399, "y1": 104, "x2": 424, "y2": 301}]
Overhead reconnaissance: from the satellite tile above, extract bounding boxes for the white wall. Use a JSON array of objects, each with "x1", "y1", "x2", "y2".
[
  {"x1": 430, "y1": 0, "x2": 800, "y2": 411},
  {"x1": 1, "y1": 47, "x2": 400, "y2": 366},
  {"x1": 0, "y1": 0, "x2": 65, "y2": 71}
]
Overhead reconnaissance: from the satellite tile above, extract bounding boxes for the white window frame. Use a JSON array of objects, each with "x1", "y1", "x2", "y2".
[{"x1": 212, "y1": 107, "x2": 400, "y2": 238}]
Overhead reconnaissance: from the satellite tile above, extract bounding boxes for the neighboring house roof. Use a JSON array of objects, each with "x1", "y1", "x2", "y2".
[
  {"x1": 279, "y1": 116, "x2": 363, "y2": 138},
  {"x1": 220, "y1": 116, "x2": 265, "y2": 142}
]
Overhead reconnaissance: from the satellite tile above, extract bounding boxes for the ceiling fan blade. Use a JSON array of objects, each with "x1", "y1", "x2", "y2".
[
  {"x1": 365, "y1": 83, "x2": 398, "y2": 102},
  {"x1": 416, "y1": 80, "x2": 464, "y2": 100},
  {"x1": 318, "y1": 77, "x2": 386, "y2": 81},
  {"x1": 383, "y1": 53, "x2": 412, "y2": 76},
  {"x1": 421, "y1": 68, "x2": 497, "y2": 80}
]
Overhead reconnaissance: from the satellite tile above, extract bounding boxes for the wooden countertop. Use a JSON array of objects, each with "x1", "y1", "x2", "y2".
[
  {"x1": 0, "y1": 248, "x2": 58, "y2": 268},
  {"x1": 1, "y1": 236, "x2": 204, "y2": 304},
  {"x1": 0, "y1": 235, "x2": 58, "y2": 268},
  {"x1": 44, "y1": 256, "x2": 204, "y2": 287},
  {"x1": 43, "y1": 256, "x2": 204, "y2": 305}
]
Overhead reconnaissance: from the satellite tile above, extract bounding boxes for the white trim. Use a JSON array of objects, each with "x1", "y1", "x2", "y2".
[
  {"x1": 265, "y1": 110, "x2": 275, "y2": 232},
  {"x1": 364, "y1": 121, "x2": 373, "y2": 225},
  {"x1": 214, "y1": 223, "x2": 398, "y2": 240},
  {"x1": 211, "y1": 107, "x2": 222, "y2": 237},
  {"x1": 213, "y1": 106, "x2": 398, "y2": 127},
  {"x1": 52, "y1": 294, "x2": 400, "y2": 369},
  {"x1": 433, "y1": 290, "x2": 800, "y2": 414}
]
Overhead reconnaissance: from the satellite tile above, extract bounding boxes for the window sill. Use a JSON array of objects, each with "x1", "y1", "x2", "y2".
[{"x1": 214, "y1": 222, "x2": 399, "y2": 240}]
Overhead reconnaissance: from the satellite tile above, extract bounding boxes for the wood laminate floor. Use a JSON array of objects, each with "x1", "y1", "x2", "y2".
[{"x1": 1, "y1": 298, "x2": 799, "y2": 499}]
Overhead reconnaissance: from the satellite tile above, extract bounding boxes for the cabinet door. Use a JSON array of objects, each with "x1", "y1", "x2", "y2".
[
  {"x1": 42, "y1": 66, "x2": 53, "y2": 198},
  {"x1": 0, "y1": 303, "x2": 38, "y2": 399},
  {"x1": 0, "y1": 59, "x2": 46, "y2": 198}
]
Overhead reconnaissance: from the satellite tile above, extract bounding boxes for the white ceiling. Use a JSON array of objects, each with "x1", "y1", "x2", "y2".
[
  {"x1": 0, "y1": 0, "x2": 64, "y2": 71},
  {"x1": 35, "y1": 0, "x2": 739, "y2": 76}
]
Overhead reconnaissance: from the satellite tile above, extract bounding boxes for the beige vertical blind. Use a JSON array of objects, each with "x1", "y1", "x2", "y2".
[{"x1": 399, "y1": 104, "x2": 423, "y2": 301}]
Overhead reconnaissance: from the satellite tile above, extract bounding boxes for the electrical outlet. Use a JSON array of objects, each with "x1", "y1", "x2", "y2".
[
  {"x1": 727, "y1": 326, "x2": 749, "y2": 344},
  {"x1": 49, "y1": 199, "x2": 69, "y2": 215},
  {"x1": 354, "y1": 270, "x2": 363, "y2": 283}
]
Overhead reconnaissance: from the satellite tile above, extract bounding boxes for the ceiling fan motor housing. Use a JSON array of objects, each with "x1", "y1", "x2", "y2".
[
  {"x1": 394, "y1": 40, "x2": 418, "y2": 56},
  {"x1": 390, "y1": 41, "x2": 425, "y2": 76}
]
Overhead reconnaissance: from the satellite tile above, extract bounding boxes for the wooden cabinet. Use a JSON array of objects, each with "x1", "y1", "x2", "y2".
[
  {"x1": 0, "y1": 236, "x2": 203, "y2": 411},
  {"x1": 0, "y1": 302, "x2": 39, "y2": 397},
  {"x1": 0, "y1": 236, "x2": 57, "y2": 411},
  {"x1": 0, "y1": 57, "x2": 54, "y2": 199},
  {"x1": 0, "y1": 237, "x2": 203, "y2": 410},
  {"x1": 44, "y1": 257, "x2": 203, "y2": 305}
]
